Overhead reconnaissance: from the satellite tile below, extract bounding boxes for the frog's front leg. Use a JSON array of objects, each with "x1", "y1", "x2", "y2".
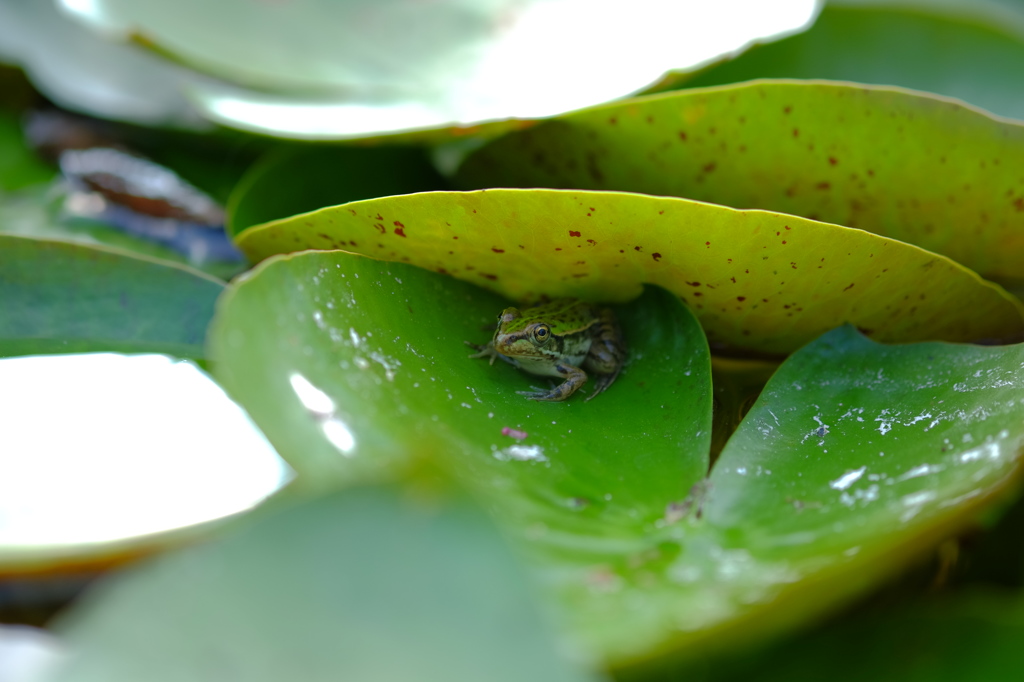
[
  {"x1": 517, "y1": 363, "x2": 587, "y2": 401},
  {"x1": 466, "y1": 341, "x2": 514, "y2": 367}
]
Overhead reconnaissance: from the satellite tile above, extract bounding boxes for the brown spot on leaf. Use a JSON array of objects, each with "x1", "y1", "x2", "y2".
[
  {"x1": 1014, "y1": 197, "x2": 1024, "y2": 212},
  {"x1": 679, "y1": 131, "x2": 688, "y2": 141},
  {"x1": 843, "y1": 283, "x2": 855, "y2": 291},
  {"x1": 492, "y1": 248, "x2": 505, "y2": 253},
  {"x1": 793, "y1": 128, "x2": 799, "y2": 138},
  {"x1": 569, "y1": 230, "x2": 581, "y2": 237},
  {"x1": 394, "y1": 227, "x2": 406, "y2": 237},
  {"x1": 737, "y1": 296, "x2": 746, "y2": 302},
  {"x1": 634, "y1": 246, "x2": 642, "y2": 252},
  {"x1": 480, "y1": 273, "x2": 498, "y2": 281},
  {"x1": 652, "y1": 253, "x2": 662, "y2": 262},
  {"x1": 784, "y1": 106, "x2": 792, "y2": 114},
  {"x1": 703, "y1": 162, "x2": 717, "y2": 173},
  {"x1": 816, "y1": 182, "x2": 831, "y2": 190},
  {"x1": 686, "y1": 281, "x2": 701, "y2": 287},
  {"x1": 829, "y1": 157, "x2": 838, "y2": 166},
  {"x1": 373, "y1": 223, "x2": 385, "y2": 234},
  {"x1": 587, "y1": 239, "x2": 596, "y2": 245}
]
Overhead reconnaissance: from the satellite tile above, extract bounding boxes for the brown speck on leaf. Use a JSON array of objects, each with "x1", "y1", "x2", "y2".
[
  {"x1": 349, "y1": 241, "x2": 357, "y2": 246},
  {"x1": 453, "y1": 236, "x2": 459, "y2": 240},
  {"x1": 492, "y1": 248, "x2": 505, "y2": 253},
  {"x1": 693, "y1": 292, "x2": 703, "y2": 297},
  {"x1": 829, "y1": 157, "x2": 838, "y2": 166},
  {"x1": 659, "y1": 210, "x2": 665, "y2": 215},
  {"x1": 555, "y1": 247, "x2": 562, "y2": 251},
  {"x1": 844, "y1": 283, "x2": 855, "y2": 291},
  {"x1": 652, "y1": 253, "x2": 662, "y2": 262},
  {"x1": 394, "y1": 226, "x2": 406, "y2": 237},
  {"x1": 737, "y1": 296, "x2": 746, "y2": 302},
  {"x1": 373, "y1": 223, "x2": 385, "y2": 234},
  {"x1": 518, "y1": 245, "x2": 525, "y2": 249},
  {"x1": 480, "y1": 273, "x2": 498, "y2": 281},
  {"x1": 686, "y1": 281, "x2": 701, "y2": 287},
  {"x1": 705, "y1": 241, "x2": 711, "y2": 247},
  {"x1": 572, "y1": 273, "x2": 588, "y2": 278},
  {"x1": 703, "y1": 162, "x2": 717, "y2": 173},
  {"x1": 1014, "y1": 197, "x2": 1024, "y2": 212},
  {"x1": 793, "y1": 128, "x2": 799, "y2": 137},
  {"x1": 730, "y1": 276, "x2": 736, "y2": 283},
  {"x1": 782, "y1": 240, "x2": 787, "y2": 244},
  {"x1": 375, "y1": 214, "x2": 383, "y2": 220},
  {"x1": 867, "y1": 169, "x2": 875, "y2": 176},
  {"x1": 816, "y1": 182, "x2": 831, "y2": 190},
  {"x1": 587, "y1": 239, "x2": 596, "y2": 245},
  {"x1": 569, "y1": 230, "x2": 581, "y2": 237},
  {"x1": 317, "y1": 233, "x2": 331, "y2": 241},
  {"x1": 784, "y1": 106, "x2": 792, "y2": 114},
  {"x1": 634, "y1": 246, "x2": 642, "y2": 252}
]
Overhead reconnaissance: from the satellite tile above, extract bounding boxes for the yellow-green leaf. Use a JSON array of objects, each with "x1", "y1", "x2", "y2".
[
  {"x1": 235, "y1": 189, "x2": 1024, "y2": 355},
  {"x1": 456, "y1": 81, "x2": 1024, "y2": 287}
]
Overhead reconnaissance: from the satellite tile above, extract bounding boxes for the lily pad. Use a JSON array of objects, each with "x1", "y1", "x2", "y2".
[
  {"x1": 662, "y1": 2, "x2": 1024, "y2": 121},
  {"x1": 456, "y1": 81, "x2": 1024, "y2": 286},
  {"x1": 0, "y1": 235, "x2": 224, "y2": 358},
  {"x1": 235, "y1": 189, "x2": 1024, "y2": 355},
  {"x1": 55, "y1": 0, "x2": 817, "y2": 139},
  {"x1": 208, "y1": 250, "x2": 711, "y2": 498},
  {"x1": 208, "y1": 252, "x2": 1024, "y2": 667},
  {"x1": 45, "y1": 486, "x2": 601, "y2": 682}
]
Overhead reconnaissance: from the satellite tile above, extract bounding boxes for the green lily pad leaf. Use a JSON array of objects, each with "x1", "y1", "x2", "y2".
[
  {"x1": 235, "y1": 189, "x2": 1024, "y2": 355},
  {"x1": 456, "y1": 81, "x2": 1024, "y2": 287},
  {"x1": 45, "y1": 486, "x2": 602, "y2": 682},
  {"x1": 208, "y1": 250, "x2": 1024, "y2": 666},
  {"x1": 659, "y1": 2, "x2": 1024, "y2": 121},
  {"x1": 0, "y1": 235, "x2": 223, "y2": 358},
  {"x1": 227, "y1": 145, "x2": 450, "y2": 238},
  {"x1": 207, "y1": 249, "x2": 710, "y2": 663},
  {"x1": 0, "y1": 110, "x2": 55, "y2": 191},
  {"x1": 209, "y1": 250, "x2": 711, "y2": 498}
]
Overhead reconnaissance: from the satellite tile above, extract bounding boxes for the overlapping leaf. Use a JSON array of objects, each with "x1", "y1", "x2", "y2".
[
  {"x1": 457, "y1": 81, "x2": 1024, "y2": 287},
  {"x1": 46, "y1": 486, "x2": 601, "y2": 682},
  {"x1": 208, "y1": 251, "x2": 1024, "y2": 667},
  {"x1": 235, "y1": 189, "x2": 1024, "y2": 355}
]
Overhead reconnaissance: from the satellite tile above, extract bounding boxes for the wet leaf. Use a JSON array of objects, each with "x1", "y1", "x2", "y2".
[
  {"x1": 207, "y1": 251, "x2": 1024, "y2": 667},
  {"x1": 208, "y1": 250, "x2": 711, "y2": 497},
  {"x1": 661, "y1": 2, "x2": 1024, "y2": 121},
  {"x1": 227, "y1": 145, "x2": 449, "y2": 237},
  {"x1": 235, "y1": 189, "x2": 1024, "y2": 355},
  {"x1": 456, "y1": 81, "x2": 1024, "y2": 286},
  {"x1": 46, "y1": 486, "x2": 601, "y2": 682},
  {"x1": 0, "y1": 235, "x2": 224, "y2": 358}
]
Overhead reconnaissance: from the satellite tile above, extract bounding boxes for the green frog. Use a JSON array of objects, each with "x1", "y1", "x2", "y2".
[{"x1": 468, "y1": 298, "x2": 625, "y2": 401}]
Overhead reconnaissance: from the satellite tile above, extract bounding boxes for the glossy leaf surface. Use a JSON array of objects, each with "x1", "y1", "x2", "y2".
[
  {"x1": 209, "y1": 250, "x2": 712, "y2": 497},
  {"x1": 47, "y1": 486, "x2": 601, "y2": 682},
  {"x1": 208, "y1": 252, "x2": 1024, "y2": 666},
  {"x1": 0, "y1": 236, "x2": 223, "y2": 358},
  {"x1": 457, "y1": 81, "x2": 1024, "y2": 285},
  {"x1": 667, "y1": 3, "x2": 1024, "y2": 121},
  {"x1": 235, "y1": 189, "x2": 1024, "y2": 355}
]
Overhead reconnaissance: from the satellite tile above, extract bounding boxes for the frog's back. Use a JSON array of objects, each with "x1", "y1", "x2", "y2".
[{"x1": 537, "y1": 298, "x2": 600, "y2": 335}]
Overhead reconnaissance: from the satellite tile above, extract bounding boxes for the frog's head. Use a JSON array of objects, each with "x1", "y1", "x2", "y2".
[{"x1": 492, "y1": 307, "x2": 553, "y2": 357}]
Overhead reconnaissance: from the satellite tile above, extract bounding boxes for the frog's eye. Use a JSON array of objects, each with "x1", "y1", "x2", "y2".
[{"x1": 531, "y1": 324, "x2": 552, "y2": 345}]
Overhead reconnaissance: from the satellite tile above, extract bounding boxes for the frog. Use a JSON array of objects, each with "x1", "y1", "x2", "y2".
[{"x1": 467, "y1": 298, "x2": 625, "y2": 401}]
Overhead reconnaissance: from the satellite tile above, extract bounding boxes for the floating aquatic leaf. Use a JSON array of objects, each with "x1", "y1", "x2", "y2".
[{"x1": 235, "y1": 189, "x2": 1024, "y2": 355}]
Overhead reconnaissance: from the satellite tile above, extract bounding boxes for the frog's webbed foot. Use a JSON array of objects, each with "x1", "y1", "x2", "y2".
[
  {"x1": 584, "y1": 371, "x2": 619, "y2": 402},
  {"x1": 518, "y1": 364, "x2": 587, "y2": 401}
]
